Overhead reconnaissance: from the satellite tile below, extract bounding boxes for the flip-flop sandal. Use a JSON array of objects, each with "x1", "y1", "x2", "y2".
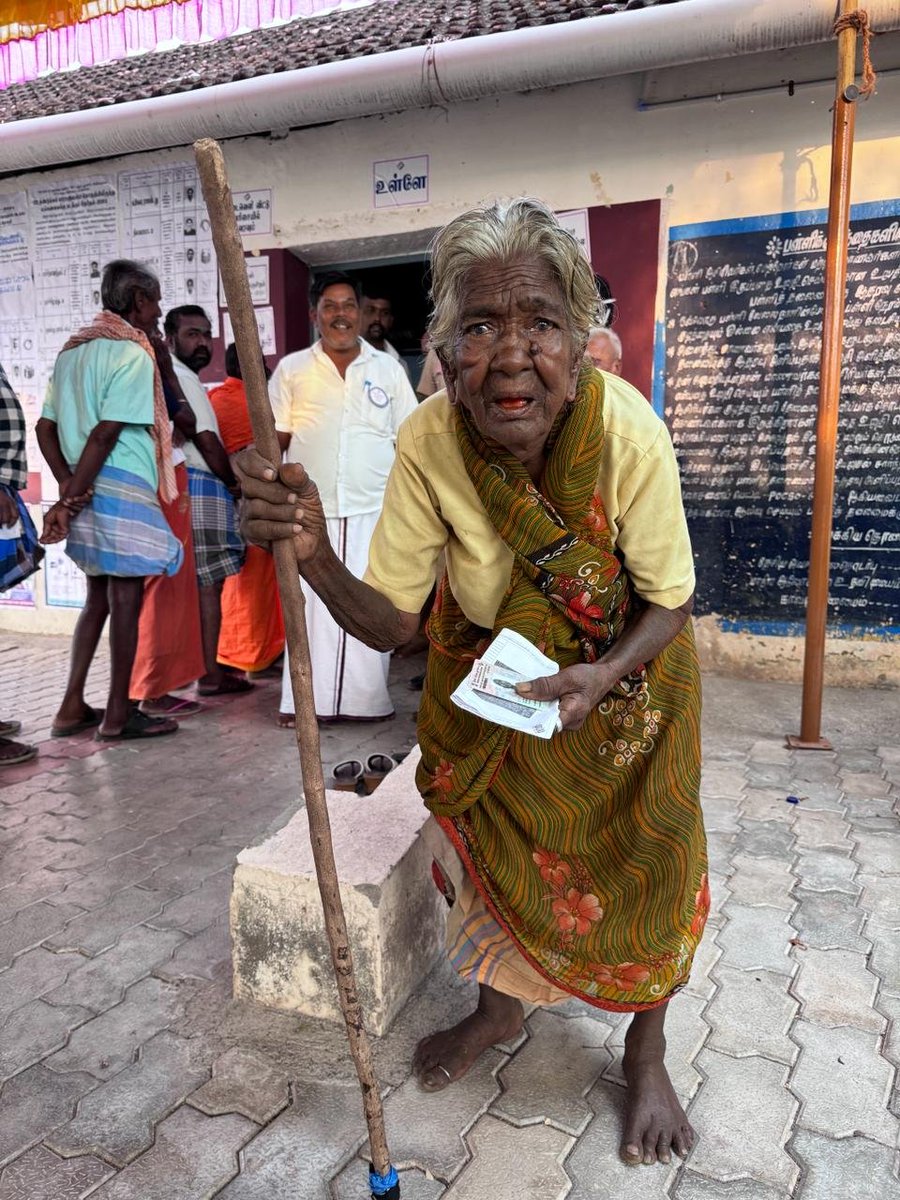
[
  {"x1": 51, "y1": 706, "x2": 104, "y2": 738},
  {"x1": 328, "y1": 759, "x2": 364, "y2": 792},
  {"x1": 139, "y1": 696, "x2": 203, "y2": 717},
  {"x1": 363, "y1": 752, "x2": 399, "y2": 793},
  {"x1": 0, "y1": 719, "x2": 22, "y2": 738},
  {"x1": 96, "y1": 709, "x2": 178, "y2": 742},
  {"x1": 0, "y1": 739, "x2": 38, "y2": 766},
  {"x1": 197, "y1": 677, "x2": 255, "y2": 696}
]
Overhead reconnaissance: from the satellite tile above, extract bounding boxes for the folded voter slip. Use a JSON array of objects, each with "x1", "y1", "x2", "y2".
[{"x1": 450, "y1": 627, "x2": 561, "y2": 739}]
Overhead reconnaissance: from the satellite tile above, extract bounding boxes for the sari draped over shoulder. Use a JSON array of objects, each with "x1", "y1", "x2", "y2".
[{"x1": 416, "y1": 370, "x2": 708, "y2": 1012}]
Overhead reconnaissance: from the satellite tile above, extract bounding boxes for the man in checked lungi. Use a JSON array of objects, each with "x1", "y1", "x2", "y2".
[
  {"x1": 165, "y1": 306, "x2": 250, "y2": 698},
  {"x1": 37, "y1": 260, "x2": 183, "y2": 742}
]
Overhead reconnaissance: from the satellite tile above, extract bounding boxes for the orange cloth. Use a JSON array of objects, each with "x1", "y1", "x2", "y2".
[
  {"x1": 218, "y1": 544, "x2": 284, "y2": 673},
  {"x1": 130, "y1": 462, "x2": 205, "y2": 699},
  {"x1": 209, "y1": 376, "x2": 255, "y2": 455},
  {"x1": 209, "y1": 376, "x2": 285, "y2": 673}
]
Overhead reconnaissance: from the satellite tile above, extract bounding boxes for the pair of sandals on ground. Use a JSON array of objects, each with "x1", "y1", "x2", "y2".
[
  {"x1": 48, "y1": 670, "x2": 255, "y2": 743},
  {"x1": 0, "y1": 719, "x2": 38, "y2": 766},
  {"x1": 328, "y1": 751, "x2": 405, "y2": 794}
]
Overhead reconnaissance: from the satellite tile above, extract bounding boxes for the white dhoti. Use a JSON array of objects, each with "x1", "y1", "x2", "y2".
[{"x1": 280, "y1": 511, "x2": 393, "y2": 720}]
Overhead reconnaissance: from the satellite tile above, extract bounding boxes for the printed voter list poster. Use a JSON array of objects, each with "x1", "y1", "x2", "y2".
[{"x1": 119, "y1": 164, "x2": 219, "y2": 335}]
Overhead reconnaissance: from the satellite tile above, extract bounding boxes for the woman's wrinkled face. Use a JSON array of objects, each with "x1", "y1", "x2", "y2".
[{"x1": 443, "y1": 257, "x2": 581, "y2": 471}]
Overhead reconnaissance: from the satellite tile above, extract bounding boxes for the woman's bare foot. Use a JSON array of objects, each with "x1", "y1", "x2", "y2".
[
  {"x1": 621, "y1": 1007, "x2": 695, "y2": 1166},
  {"x1": 413, "y1": 984, "x2": 524, "y2": 1092},
  {"x1": 276, "y1": 712, "x2": 295, "y2": 729}
]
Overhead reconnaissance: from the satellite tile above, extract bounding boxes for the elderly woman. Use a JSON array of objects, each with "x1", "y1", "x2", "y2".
[{"x1": 241, "y1": 199, "x2": 708, "y2": 1167}]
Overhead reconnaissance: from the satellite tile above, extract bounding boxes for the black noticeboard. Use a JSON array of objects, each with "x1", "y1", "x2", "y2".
[{"x1": 661, "y1": 202, "x2": 900, "y2": 632}]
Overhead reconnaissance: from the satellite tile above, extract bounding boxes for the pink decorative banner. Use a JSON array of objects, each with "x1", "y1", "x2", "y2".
[{"x1": 1, "y1": 0, "x2": 372, "y2": 89}]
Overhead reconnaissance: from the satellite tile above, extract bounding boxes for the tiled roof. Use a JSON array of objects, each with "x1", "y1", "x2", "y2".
[{"x1": 0, "y1": 0, "x2": 686, "y2": 124}]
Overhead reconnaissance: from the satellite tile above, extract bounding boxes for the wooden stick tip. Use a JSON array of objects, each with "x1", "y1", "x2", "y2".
[{"x1": 193, "y1": 137, "x2": 221, "y2": 155}]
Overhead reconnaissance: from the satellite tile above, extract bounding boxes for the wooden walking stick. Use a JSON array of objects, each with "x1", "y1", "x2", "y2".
[
  {"x1": 787, "y1": 1, "x2": 877, "y2": 750},
  {"x1": 194, "y1": 137, "x2": 400, "y2": 1200}
]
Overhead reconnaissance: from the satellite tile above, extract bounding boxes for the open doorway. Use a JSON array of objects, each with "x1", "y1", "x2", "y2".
[{"x1": 311, "y1": 257, "x2": 431, "y2": 386}]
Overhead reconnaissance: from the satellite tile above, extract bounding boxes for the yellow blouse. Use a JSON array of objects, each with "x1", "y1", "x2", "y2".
[{"x1": 364, "y1": 374, "x2": 695, "y2": 628}]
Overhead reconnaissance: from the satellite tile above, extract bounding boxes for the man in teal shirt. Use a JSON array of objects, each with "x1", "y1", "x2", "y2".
[{"x1": 37, "y1": 259, "x2": 183, "y2": 742}]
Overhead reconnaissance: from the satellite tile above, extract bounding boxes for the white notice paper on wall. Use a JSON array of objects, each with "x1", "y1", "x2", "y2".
[
  {"x1": 223, "y1": 306, "x2": 276, "y2": 357},
  {"x1": 232, "y1": 190, "x2": 273, "y2": 236},
  {"x1": 557, "y1": 209, "x2": 592, "y2": 262},
  {"x1": 0, "y1": 191, "x2": 35, "y2": 319},
  {"x1": 42, "y1": 512, "x2": 87, "y2": 609},
  {"x1": 220, "y1": 257, "x2": 270, "y2": 308},
  {"x1": 373, "y1": 156, "x2": 429, "y2": 208}
]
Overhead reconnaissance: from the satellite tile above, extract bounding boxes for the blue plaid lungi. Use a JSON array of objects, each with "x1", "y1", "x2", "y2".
[
  {"x1": 187, "y1": 466, "x2": 244, "y2": 588},
  {"x1": 65, "y1": 465, "x2": 183, "y2": 578}
]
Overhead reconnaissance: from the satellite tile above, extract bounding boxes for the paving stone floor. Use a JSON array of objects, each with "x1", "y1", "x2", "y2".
[{"x1": 0, "y1": 631, "x2": 898, "y2": 1198}]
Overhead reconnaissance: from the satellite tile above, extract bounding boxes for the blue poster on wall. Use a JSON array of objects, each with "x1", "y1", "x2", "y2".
[{"x1": 659, "y1": 199, "x2": 900, "y2": 634}]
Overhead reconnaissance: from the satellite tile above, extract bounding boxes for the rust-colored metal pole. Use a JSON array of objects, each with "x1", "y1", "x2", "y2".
[
  {"x1": 193, "y1": 138, "x2": 397, "y2": 1192},
  {"x1": 787, "y1": 0, "x2": 862, "y2": 751}
]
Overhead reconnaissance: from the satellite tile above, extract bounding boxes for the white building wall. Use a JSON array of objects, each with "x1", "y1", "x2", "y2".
[{"x1": 2, "y1": 65, "x2": 898, "y2": 681}]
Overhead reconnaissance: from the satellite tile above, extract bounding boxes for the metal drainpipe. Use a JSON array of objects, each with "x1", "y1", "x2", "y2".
[{"x1": 1, "y1": 0, "x2": 899, "y2": 173}]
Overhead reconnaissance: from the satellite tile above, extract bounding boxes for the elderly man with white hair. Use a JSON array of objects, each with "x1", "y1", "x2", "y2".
[{"x1": 586, "y1": 325, "x2": 623, "y2": 375}]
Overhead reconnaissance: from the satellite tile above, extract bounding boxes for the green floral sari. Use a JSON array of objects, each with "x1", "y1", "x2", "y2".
[{"x1": 416, "y1": 369, "x2": 708, "y2": 1011}]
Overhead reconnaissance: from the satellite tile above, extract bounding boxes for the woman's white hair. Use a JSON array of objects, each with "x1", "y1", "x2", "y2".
[{"x1": 428, "y1": 198, "x2": 600, "y2": 361}]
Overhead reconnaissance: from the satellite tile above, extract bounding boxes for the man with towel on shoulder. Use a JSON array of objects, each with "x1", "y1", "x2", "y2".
[{"x1": 37, "y1": 259, "x2": 183, "y2": 742}]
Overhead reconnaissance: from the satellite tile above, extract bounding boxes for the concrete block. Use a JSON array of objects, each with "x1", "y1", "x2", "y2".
[
  {"x1": 790, "y1": 1020, "x2": 896, "y2": 1145},
  {"x1": 793, "y1": 848, "x2": 860, "y2": 896},
  {"x1": 704, "y1": 967, "x2": 798, "y2": 1064},
  {"x1": 85, "y1": 1106, "x2": 255, "y2": 1200},
  {"x1": 0, "y1": 947, "x2": 84, "y2": 1025},
  {"x1": 231, "y1": 747, "x2": 447, "y2": 1036},
  {"x1": 46, "y1": 1031, "x2": 209, "y2": 1167},
  {"x1": 716, "y1": 904, "x2": 796, "y2": 976},
  {"x1": 444, "y1": 1115, "x2": 573, "y2": 1199},
  {"x1": 215, "y1": 1082, "x2": 366, "y2": 1200},
  {"x1": 44, "y1": 926, "x2": 185, "y2": 1013},
  {"x1": 792, "y1": 948, "x2": 883, "y2": 1033},
  {"x1": 687, "y1": 1052, "x2": 799, "y2": 1191},
  {"x1": 0, "y1": 999, "x2": 92, "y2": 1081},
  {"x1": 0, "y1": 1144, "x2": 113, "y2": 1200},
  {"x1": 46, "y1": 977, "x2": 182, "y2": 1080},
  {"x1": 674, "y1": 1173, "x2": 783, "y2": 1200},
  {"x1": 187, "y1": 1047, "x2": 289, "y2": 1124},
  {"x1": 791, "y1": 888, "x2": 868, "y2": 952},
  {"x1": 791, "y1": 1129, "x2": 900, "y2": 1200},
  {"x1": 735, "y1": 820, "x2": 795, "y2": 860},
  {"x1": 726, "y1": 854, "x2": 795, "y2": 910},
  {"x1": 362, "y1": 1047, "x2": 505, "y2": 1181},
  {"x1": 492, "y1": 1009, "x2": 610, "y2": 1134}
]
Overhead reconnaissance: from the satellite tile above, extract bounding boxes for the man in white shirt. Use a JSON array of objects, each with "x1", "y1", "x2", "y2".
[
  {"x1": 165, "y1": 306, "x2": 249, "y2": 698},
  {"x1": 269, "y1": 272, "x2": 418, "y2": 726},
  {"x1": 361, "y1": 291, "x2": 411, "y2": 378}
]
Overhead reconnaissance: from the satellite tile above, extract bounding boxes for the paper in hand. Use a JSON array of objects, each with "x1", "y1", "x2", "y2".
[{"x1": 451, "y1": 627, "x2": 560, "y2": 739}]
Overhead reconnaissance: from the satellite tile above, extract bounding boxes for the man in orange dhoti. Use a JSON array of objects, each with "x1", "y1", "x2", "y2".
[
  {"x1": 209, "y1": 345, "x2": 284, "y2": 675},
  {"x1": 130, "y1": 340, "x2": 205, "y2": 717}
]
